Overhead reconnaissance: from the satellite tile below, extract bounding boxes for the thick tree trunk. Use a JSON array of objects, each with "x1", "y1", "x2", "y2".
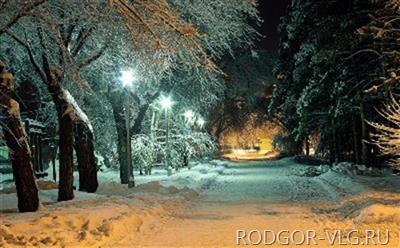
[
  {"x1": 286, "y1": 136, "x2": 302, "y2": 156},
  {"x1": 46, "y1": 67, "x2": 74, "y2": 201},
  {"x1": 74, "y1": 122, "x2": 98, "y2": 193},
  {"x1": 0, "y1": 67, "x2": 39, "y2": 212},
  {"x1": 58, "y1": 114, "x2": 74, "y2": 201},
  {"x1": 109, "y1": 95, "x2": 130, "y2": 184},
  {"x1": 108, "y1": 91, "x2": 158, "y2": 183},
  {"x1": 2, "y1": 107, "x2": 40, "y2": 212}
]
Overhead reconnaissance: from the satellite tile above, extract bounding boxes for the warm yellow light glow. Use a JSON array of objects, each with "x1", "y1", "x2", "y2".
[{"x1": 216, "y1": 115, "x2": 284, "y2": 161}]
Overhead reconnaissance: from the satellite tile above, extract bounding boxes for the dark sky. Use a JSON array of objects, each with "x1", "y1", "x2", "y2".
[{"x1": 256, "y1": 0, "x2": 290, "y2": 52}]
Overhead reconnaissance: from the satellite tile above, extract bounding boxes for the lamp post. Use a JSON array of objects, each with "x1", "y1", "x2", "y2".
[
  {"x1": 159, "y1": 95, "x2": 173, "y2": 175},
  {"x1": 120, "y1": 69, "x2": 136, "y2": 187}
]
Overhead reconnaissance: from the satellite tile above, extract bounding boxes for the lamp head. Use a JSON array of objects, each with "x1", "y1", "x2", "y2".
[
  {"x1": 159, "y1": 95, "x2": 173, "y2": 110},
  {"x1": 120, "y1": 69, "x2": 135, "y2": 87}
]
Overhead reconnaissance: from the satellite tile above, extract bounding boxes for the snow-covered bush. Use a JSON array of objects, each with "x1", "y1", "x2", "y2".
[
  {"x1": 132, "y1": 131, "x2": 216, "y2": 175},
  {"x1": 169, "y1": 131, "x2": 216, "y2": 170},
  {"x1": 132, "y1": 134, "x2": 164, "y2": 175},
  {"x1": 182, "y1": 132, "x2": 216, "y2": 159}
]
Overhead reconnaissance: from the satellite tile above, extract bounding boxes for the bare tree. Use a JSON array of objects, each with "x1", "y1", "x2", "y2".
[
  {"x1": 3, "y1": 1, "x2": 110, "y2": 200},
  {"x1": 0, "y1": 61, "x2": 39, "y2": 212}
]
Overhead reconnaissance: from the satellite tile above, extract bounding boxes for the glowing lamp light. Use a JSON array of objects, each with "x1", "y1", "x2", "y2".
[
  {"x1": 197, "y1": 117, "x2": 205, "y2": 128},
  {"x1": 120, "y1": 69, "x2": 135, "y2": 87},
  {"x1": 159, "y1": 95, "x2": 173, "y2": 110}
]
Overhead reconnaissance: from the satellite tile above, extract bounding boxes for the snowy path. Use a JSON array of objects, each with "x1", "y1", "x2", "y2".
[
  {"x1": 1, "y1": 158, "x2": 399, "y2": 247},
  {"x1": 112, "y1": 159, "x2": 400, "y2": 247}
]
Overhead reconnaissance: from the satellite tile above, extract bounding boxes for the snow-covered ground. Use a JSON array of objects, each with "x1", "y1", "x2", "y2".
[{"x1": 1, "y1": 158, "x2": 400, "y2": 247}]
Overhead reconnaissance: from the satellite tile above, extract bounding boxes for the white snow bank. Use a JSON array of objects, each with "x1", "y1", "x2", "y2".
[
  {"x1": 294, "y1": 162, "x2": 384, "y2": 178},
  {"x1": 317, "y1": 170, "x2": 365, "y2": 196},
  {"x1": 0, "y1": 179, "x2": 57, "y2": 194},
  {"x1": 96, "y1": 161, "x2": 227, "y2": 191},
  {"x1": 0, "y1": 181, "x2": 199, "y2": 247},
  {"x1": 1, "y1": 160, "x2": 223, "y2": 198},
  {"x1": 0, "y1": 189, "x2": 100, "y2": 212}
]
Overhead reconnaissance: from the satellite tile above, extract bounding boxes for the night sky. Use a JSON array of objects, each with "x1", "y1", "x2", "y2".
[{"x1": 257, "y1": 0, "x2": 290, "y2": 52}]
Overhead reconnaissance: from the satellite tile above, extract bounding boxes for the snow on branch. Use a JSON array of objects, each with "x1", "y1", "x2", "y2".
[
  {"x1": 63, "y1": 89, "x2": 93, "y2": 132},
  {"x1": 368, "y1": 96, "x2": 400, "y2": 168},
  {"x1": 131, "y1": 131, "x2": 216, "y2": 175}
]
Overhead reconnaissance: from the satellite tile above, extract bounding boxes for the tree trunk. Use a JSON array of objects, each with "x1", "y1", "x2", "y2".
[
  {"x1": 286, "y1": 134, "x2": 303, "y2": 156},
  {"x1": 305, "y1": 136, "x2": 310, "y2": 156},
  {"x1": 329, "y1": 118, "x2": 336, "y2": 164},
  {"x1": 360, "y1": 99, "x2": 368, "y2": 165},
  {"x1": 108, "y1": 95, "x2": 130, "y2": 184},
  {"x1": 352, "y1": 116, "x2": 361, "y2": 164},
  {"x1": 74, "y1": 122, "x2": 98, "y2": 193},
  {"x1": 0, "y1": 67, "x2": 39, "y2": 212},
  {"x1": 108, "y1": 91, "x2": 158, "y2": 183},
  {"x1": 57, "y1": 114, "x2": 74, "y2": 201},
  {"x1": 46, "y1": 67, "x2": 74, "y2": 201}
]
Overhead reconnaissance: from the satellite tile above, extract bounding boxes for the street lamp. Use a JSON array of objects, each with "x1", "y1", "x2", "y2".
[
  {"x1": 160, "y1": 96, "x2": 173, "y2": 109},
  {"x1": 159, "y1": 95, "x2": 173, "y2": 175},
  {"x1": 120, "y1": 69, "x2": 135, "y2": 87},
  {"x1": 120, "y1": 69, "x2": 136, "y2": 187}
]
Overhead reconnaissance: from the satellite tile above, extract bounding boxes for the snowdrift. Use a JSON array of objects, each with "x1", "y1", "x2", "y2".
[{"x1": 0, "y1": 181, "x2": 199, "y2": 247}]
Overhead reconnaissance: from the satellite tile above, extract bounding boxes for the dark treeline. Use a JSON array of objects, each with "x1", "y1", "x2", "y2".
[{"x1": 269, "y1": 0, "x2": 400, "y2": 167}]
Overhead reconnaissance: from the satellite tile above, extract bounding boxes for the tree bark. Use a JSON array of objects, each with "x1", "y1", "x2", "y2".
[
  {"x1": 46, "y1": 67, "x2": 74, "y2": 201},
  {"x1": 0, "y1": 67, "x2": 39, "y2": 212},
  {"x1": 107, "y1": 90, "x2": 158, "y2": 183},
  {"x1": 108, "y1": 94, "x2": 130, "y2": 184},
  {"x1": 58, "y1": 113, "x2": 74, "y2": 201},
  {"x1": 74, "y1": 122, "x2": 98, "y2": 193}
]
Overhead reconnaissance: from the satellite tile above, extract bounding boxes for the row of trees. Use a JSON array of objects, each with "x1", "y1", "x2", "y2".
[
  {"x1": 209, "y1": 50, "x2": 276, "y2": 148},
  {"x1": 270, "y1": 0, "x2": 400, "y2": 167},
  {"x1": 0, "y1": 0, "x2": 260, "y2": 212}
]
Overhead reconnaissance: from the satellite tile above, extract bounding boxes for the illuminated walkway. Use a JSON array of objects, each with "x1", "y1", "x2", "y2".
[{"x1": 114, "y1": 159, "x2": 400, "y2": 247}]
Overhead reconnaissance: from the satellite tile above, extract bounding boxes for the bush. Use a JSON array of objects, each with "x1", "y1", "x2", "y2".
[{"x1": 132, "y1": 132, "x2": 216, "y2": 175}]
